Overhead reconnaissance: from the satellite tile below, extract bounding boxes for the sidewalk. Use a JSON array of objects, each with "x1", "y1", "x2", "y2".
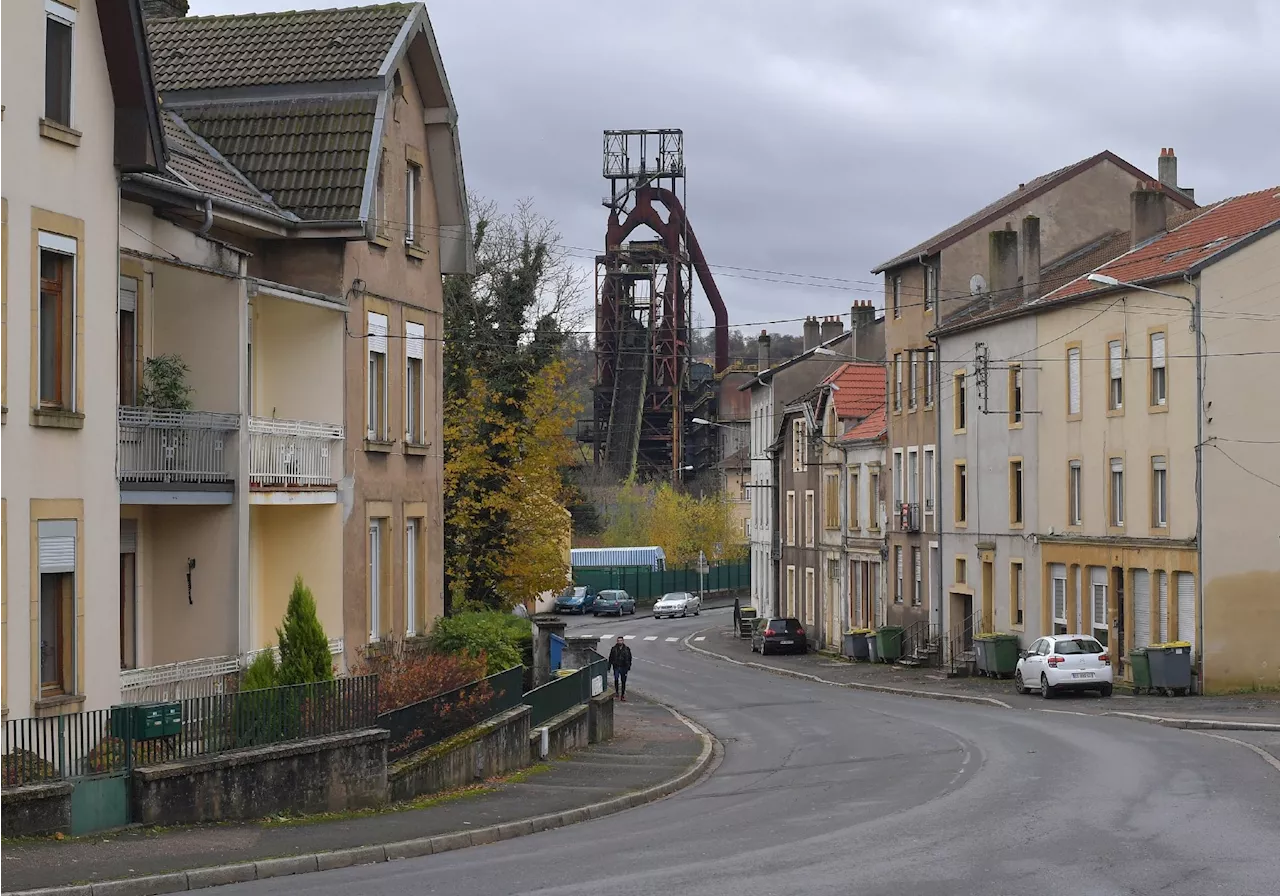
[
  {"x1": 2, "y1": 697, "x2": 708, "y2": 893},
  {"x1": 689, "y1": 626, "x2": 1280, "y2": 728}
]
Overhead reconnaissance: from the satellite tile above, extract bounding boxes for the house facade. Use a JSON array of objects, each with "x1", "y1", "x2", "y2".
[
  {"x1": 839, "y1": 407, "x2": 888, "y2": 632},
  {"x1": 3, "y1": 0, "x2": 166, "y2": 715}
]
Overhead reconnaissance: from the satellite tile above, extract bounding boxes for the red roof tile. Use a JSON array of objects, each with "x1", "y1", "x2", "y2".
[
  {"x1": 839, "y1": 405, "x2": 887, "y2": 444},
  {"x1": 823, "y1": 362, "x2": 886, "y2": 420},
  {"x1": 1046, "y1": 187, "x2": 1280, "y2": 302}
]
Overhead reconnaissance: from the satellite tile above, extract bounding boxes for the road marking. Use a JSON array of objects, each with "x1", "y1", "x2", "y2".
[
  {"x1": 598, "y1": 635, "x2": 614, "y2": 640},
  {"x1": 1192, "y1": 731, "x2": 1280, "y2": 774},
  {"x1": 623, "y1": 635, "x2": 637, "y2": 640},
  {"x1": 1038, "y1": 709, "x2": 1092, "y2": 717},
  {"x1": 644, "y1": 636, "x2": 658, "y2": 641},
  {"x1": 665, "y1": 637, "x2": 679, "y2": 642},
  {"x1": 694, "y1": 636, "x2": 706, "y2": 642}
]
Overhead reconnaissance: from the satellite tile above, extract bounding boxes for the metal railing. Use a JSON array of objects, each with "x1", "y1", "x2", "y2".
[
  {"x1": 378, "y1": 666, "x2": 524, "y2": 762},
  {"x1": 247, "y1": 416, "x2": 343, "y2": 489},
  {"x1": 118, "y1": 407, "x2": 239, "y2": 484},
  {"x1": 2, "y1": 709, "x2": 126, "y2": 785},
  {"x1": 899, "y1": 619, "x2": 941, "y2": 666},
  {"x1": 946, "y1": 611, "x2": 983, "y2": 674},
  {"x1": 119, "y1": 655, "x2": 241, "y2": 705},
  {"x1": 524, "y1": 651, "x2": 608, "y2": 728},
  {"x1": 898, "y1": 502, "x2": 921, "y2": 533}
]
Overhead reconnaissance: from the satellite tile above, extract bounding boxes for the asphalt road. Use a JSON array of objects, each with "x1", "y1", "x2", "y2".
[{"x1": 208, "y1": 607, "x2": 1280, "y2": 896}]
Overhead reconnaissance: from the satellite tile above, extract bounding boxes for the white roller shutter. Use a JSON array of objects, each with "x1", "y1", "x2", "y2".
[
  {"x1": 1157, "y1": 571, "x2": 1169, "y2": 644},
  {"x1": 1151, "y1": 332, "x2": 1166, "y2": 369},
  {"x1": 1177, "y1": 573, "x2": 1195, "y2": 650},
  {"x1": 1109, "y1": 340, "x2": 1123, "y2": 379},
  {"x1": 1090, "y1": 566, "x2": 1107, "y2": 631},
  {"x1": 1075, "y1": 566, "x2": 1083, "y2": 632},
  {"x1": 118, "y1": 276, "x2": 138, "y2": 312},
  {"x1": 39, "y1": 520, "x2": 77, "y2": 574},
  {"x1": 1068, "y1": 348, "x2": 1081, "y2": 414},
  {"x1": 1133, "y1": 569, "x2": 1151, "y2": 648},
  {"x1": 120, "y1": 519, "x2": 138, "y2": 554},
  {"x1": 1051, "y1": 564, "x2": 1067, "y2": 625},
  {"x1": 405, "y1": 321, "x2": 425, "y2": 360},
  {"x1": 367, "y1": 312, "x2": 388, "y2": 354}
]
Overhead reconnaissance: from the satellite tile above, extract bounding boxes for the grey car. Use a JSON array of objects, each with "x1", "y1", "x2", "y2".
[
  {"x1": 653, "y1": 591, "x2": 701, "y2": 619},
  {"x1": 592, "y1": 589, "x2": 636, "y2": 616}
]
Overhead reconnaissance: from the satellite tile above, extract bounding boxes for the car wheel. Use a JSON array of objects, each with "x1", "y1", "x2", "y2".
[
  {"x1": 1099, "y1": 684, "x2": 1114, "y2": 698},
  {"x1": 1040, "y1": 674, "x2": 1054, "y2": 700},
  {"x1": 1014, "y1": 670, "x2": 1028, "y2": 695},
  {"x1": 760, "y1": 643, "x2": 769, "y2": 656}
]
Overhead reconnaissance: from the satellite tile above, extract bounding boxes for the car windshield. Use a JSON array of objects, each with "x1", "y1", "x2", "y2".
[
  {"x1": 1055, "y1": 637, "x2": 1104, "y2": 655},
  {"x1": 560, "y1": 587, "x2": 586, "y2": 598},
  {"x1": 660, "y1": 593, "x2": 687, "y2": 602}
]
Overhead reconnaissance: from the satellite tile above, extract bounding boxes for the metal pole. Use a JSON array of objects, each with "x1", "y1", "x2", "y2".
[{"x1": 1193, "y1": 278, "x2": 1204, "y2": 692}]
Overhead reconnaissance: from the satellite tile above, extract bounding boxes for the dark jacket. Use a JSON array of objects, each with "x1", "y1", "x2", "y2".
[{"x1": 608, "y1": 643, "x2": 632, "y2": 672}]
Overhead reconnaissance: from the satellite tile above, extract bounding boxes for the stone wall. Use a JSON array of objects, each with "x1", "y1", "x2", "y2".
[
  {"x1": 387, "y1": 705, "x2": 531, "y2": 802},
  {"x1": 588, "y1": 692, "x2": 614, "y2": 744},
  {"x1": 529, "y1": 703, "x2": 589, "y2": 763},
  {"x1": 1, "y1": 781, "x2": 73, "y2": 838}
]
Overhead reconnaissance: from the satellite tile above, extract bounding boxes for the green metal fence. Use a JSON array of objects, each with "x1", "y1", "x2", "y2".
[
  {"x1": 2, "y1": 709, "x2": 126, "y2": 785},
  {"x1": 573, "y1": 560, "x2": 749, "y2": 600},
  {"x1": 378, "y1": 666, "x2": 523, "y2": 761},
  {"x1": 523, "y1": 651, "x2": 609, "y2": 727}
]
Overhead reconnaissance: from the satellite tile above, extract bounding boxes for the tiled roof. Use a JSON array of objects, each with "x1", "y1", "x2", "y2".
[
  {"x1": 160, "y1": 111, "x2": 285, "y2": 214},
  {"x1": 175, "y1": 98, "x2": 378, "y2": 221},
  {"x1": 823, "y1": 362, "x2": 886, "y2": 420},
  {"x1": 147, "y1": 4, "x2": 413, "y2": 91},
  {"x1": 839, "y1": 405, "x2": 887, "y2": 444},
  {"x1": 1045, "y1": 188, "x2": 1280, "y2": 302},
  {"x1": 872, "y1": 151, "x2": 1196, "y2": 274}
]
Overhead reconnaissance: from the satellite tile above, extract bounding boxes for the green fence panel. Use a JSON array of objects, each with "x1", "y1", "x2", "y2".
[{"x1": 524, "y1": 670, "x2": 586, "y2": 727}]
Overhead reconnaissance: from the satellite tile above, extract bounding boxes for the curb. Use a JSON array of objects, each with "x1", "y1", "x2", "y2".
[
  {"x1": 9, "y1": 703, "x2": 721, "y2": 896},
  {"x1": 681, "y1": 632, "x2": 1013, "y2": 710},
  {"x1": 1102, "y1": 711, "x2": 1280, "y2": 733}
]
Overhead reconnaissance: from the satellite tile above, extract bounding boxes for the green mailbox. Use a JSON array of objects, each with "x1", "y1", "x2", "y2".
[{"x1": 111, "y1": 702, "x2": 182, "y2": 740}]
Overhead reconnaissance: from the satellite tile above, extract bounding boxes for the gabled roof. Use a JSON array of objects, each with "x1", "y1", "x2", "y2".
[
  {"x1": 739, "y1": 330, "x2": 855, "y2": 391},
  {"x1": 147, "y1": 3, "x2": 413, "y2": 92},
  {"x1": 159, "y1": 111, "x2": 288, "y2": 216},
  {"x1": 1044, "y1": 187, "x2": 1280, "y2": 302},
  {"x1": 822, "y1": 362, "x2": 886, "y2": 420},
  {"x1": 838, "y1": 405, "x2": 887, "y2": 444},
  {"x1": 97, "y1": 0, "x2": 167, "y2": 171},
  {"x1": 872, "y1": 151, "x2": 1196, "y2": 274}
]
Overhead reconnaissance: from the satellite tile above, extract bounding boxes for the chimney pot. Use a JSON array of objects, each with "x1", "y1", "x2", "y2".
[
  {"x1": 1158, "y1": 147, "x2": 1179, "y2": 193},
  {"x1": 821, "y1": 315, "x2": 843, "y2": 343},
  {"x1": 803, "y1": 316, "x2": 821, "y2": 352}
]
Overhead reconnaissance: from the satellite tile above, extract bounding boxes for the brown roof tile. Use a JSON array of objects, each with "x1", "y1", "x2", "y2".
[
  {"x1": 160, "y1": 111, "x2": 284, "y2": 214},
  {"x1": 147, "y1": 3, "x2": 412, "y2": 92},
  {"x1": 838, "y1": 405, "x2": 887, "y2": 444},
  {"x1": 822, "y1": 362, "x2": 886, "y2": 420},
  {"x1": 176, "y1": 98, "x2": 377, "y2": 221}
]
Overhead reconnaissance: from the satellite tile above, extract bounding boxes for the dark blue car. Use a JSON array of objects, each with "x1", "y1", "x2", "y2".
[{"x1": 553, "y1": 585, "x2": 598, "y2": 614}]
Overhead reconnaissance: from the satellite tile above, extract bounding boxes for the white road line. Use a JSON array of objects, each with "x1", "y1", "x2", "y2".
[
  {"x1": 665, "y1": 637, "x2": 679, "y2": 642},
  {"x1": 597, "y1": 635, "x2": 614, "y2": 640},
  {"x1": 644, "y1": 636, "x2": 658, "y2": 641},
  {"x1": 623, "y1": 635, "x2": 637, "y2": 640},
  {"x1": 694, "y1": 636, "x2": 706, "y2": 642},
  {"x1": 1038, "y1": 709, "x2": 1092, "y2": 717}
]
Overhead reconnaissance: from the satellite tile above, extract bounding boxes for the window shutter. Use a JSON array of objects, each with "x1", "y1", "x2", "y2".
[
  {"x1": 1176, "y1": 573, "x2": 1195, "y2": 650},
  {"x1": 1051, "y1": 564, "x2": 1066, "y2": 620},
  {"x1": 367, "y1": 312, "x2": 388, "y2": 354},
  {"x1": 1133, "y1": 570, "x2": 1151, "y2": 647},
  {"x1": 1068, "y1": 348, "x2": 1081, "y2": 413},
  {"x1": 1109, "y1": 341, "x2": 1122, "y2": 379},
  {"x1": 405, "y1": 321, "x2": 425, "y2": 360},
  {"x1": 120, "y1": 519, "x2": 138, "y2": 554},
  {"x1": 118, "y1": 276, "x2": 138, "y2": 313},
  {"x1": 39, "y1": 520, "x2": 76, "y2": 574},
  {"x1": 1090, "y1": 567, "x2": 1107, "y2": 629},
  {"x1": 1151, "y1": 332, "x2": 1166, "y2": 369},
  {"x1": 1157, "y1": 571, "x2": 1169, "y2": 643}
]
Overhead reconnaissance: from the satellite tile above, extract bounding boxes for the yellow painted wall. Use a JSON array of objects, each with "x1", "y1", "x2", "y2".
[
  {"x1": 249, "y1": 504, "x2": 343, "y2": 650},
  {"x1": 151, "y1": 263, "x2": 241, "y2": 414},
  {"x1": 252, "y1": 295, "x2": 344, "y2": 427}
]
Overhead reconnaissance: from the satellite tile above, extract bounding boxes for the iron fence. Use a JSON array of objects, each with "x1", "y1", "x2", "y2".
[
  {"x1": 247, "y1": 415, "x2": 343, "y2": 488},
  {"x1": 573, "y1": 560, "x2": 749, "y2": 600},
  {"x1": 2, "y1": 709, "x2": 126, "y2": 786},
  {"x1": 524, "y1": 669, "x2": 586, "y2": 728},
  {"x1": 117, "y1": 407, "x2": 239, "y2": 484},
  {"x1": 377, "y1": 666, "x2": 524, "y2": 762}
]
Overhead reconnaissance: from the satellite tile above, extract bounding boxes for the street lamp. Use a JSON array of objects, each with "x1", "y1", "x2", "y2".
[{"x1": 1085, "y1": 270, "x2": 1203, "y2": 680}]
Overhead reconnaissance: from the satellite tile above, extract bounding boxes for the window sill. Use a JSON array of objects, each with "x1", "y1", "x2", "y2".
[
  {"x1": 1067, "y1": 413, "x2": 1082, "y2": 423},
  {"x1": 364, "y1": 439, "x2": 395, "y2": 453},
  {"x1": 369, "y1": 235, "x2": 393, "y2": 250},
  {"x1": 405, "y1": 244, "x2": 429, "y2": 261},
  {"x1": 404, "y1": 442, "x2": 432, "y2": 456},
  {"x1": 34, "y1": 694, "x2": 85, "y2": 717},
  {"x1": 31, "y1": 407, "x2": 85, "y2": 429},
  {"x1": 1148, "y1": 404, "x2": 1169, "y2": 415},
  {"x1": 1009, "y1": 522, "x2": 1025, "y2": 531},
  {"x1": 1106, "y1": 408, "x2": 1125, "y2": 418},
  {"x1": 40, "y1": 119, "x2": 82, "y2": 147},
  {"x1": 1009, "y1": 422, "x2": 1024, "y2": 430}
]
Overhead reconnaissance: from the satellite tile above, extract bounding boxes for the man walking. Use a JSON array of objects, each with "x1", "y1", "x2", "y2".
[{"x1": 608, "y1": 636, "x2": 632, "y2": 701}]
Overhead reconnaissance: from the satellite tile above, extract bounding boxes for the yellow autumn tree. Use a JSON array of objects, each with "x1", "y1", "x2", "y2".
[{"x1": 600, "y1": 482, "x2": 739, "y2": 565}]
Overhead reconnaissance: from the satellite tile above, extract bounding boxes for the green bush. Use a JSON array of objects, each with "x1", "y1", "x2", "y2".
[
  {"x1": 427, "y1": 612, "x2": 531, "y2": 674},
  {"x1": 242, "y1": 650, "x2": 279, "y2": 691},
  {"x1": 277, "y1": 576, "x2": 332, "y2": 686}
]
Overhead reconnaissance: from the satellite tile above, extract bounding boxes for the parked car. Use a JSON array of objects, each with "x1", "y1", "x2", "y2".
[
  {"x1": 1015, "y1": 634, "x2": 1113, "y2": 698},
  {"x1": 553, "y1": 585, "x2": 598, "y2": 615},
  {"x1": 751, "y1": 617, "x2": 807, "y2": 656},
  {"x1": 592, "y1": 589, "x2": 636, "y2": 616},
  {"x1": 653, "y1": 591, "x2": 701, "y2": 619}
]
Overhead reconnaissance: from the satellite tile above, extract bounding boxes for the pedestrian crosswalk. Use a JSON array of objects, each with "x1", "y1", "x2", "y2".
[{"x1": 591, "y1": 630, "x2": 709, "y2": 644}]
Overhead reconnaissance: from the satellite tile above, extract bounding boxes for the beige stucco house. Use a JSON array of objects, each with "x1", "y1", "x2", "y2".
[{"x1": 2, "y1": 0, "x2": 166, "y2": 715}]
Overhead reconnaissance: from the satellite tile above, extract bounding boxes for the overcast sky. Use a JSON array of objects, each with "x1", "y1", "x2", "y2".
[{"x1": 192, "y1": 0, "x2": 1278, "y2": 334}]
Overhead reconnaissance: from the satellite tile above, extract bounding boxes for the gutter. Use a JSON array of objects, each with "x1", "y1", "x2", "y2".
[{"x1": 121, "y1": 173, "x2": 362, "y2": 233}]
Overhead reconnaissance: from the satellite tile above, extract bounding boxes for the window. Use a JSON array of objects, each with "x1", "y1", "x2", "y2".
[
  {"x1": 923, "y1": 448, "x2": 935, "y2": 514},
  {"x1": 1051, "y1": 564, "x2": 1067, "y2": 635},
  {"x1": 892, "y1": 450, "x2": 903, "y2": 513},
  {"x1": 1150, "y1": 331, "x2": 1167, "y2": 407},
  {"x1": 824, "y1": 472, "x2": 840, "y2": 530},
  {"x1": 118, "y1": 276, "x2": 139, "y2": 406},
  {"x1": 45, "y1": 2, "x2": 75, "y2": 127},
  {"x1": 367, "y1": 311, "x2": 388, "y2": 440},
  {"x1": 405, "y1": 162, "x2": 422, "y2": 248},
  {"x1": 1108, "y1": 339, "x2": 1124, "y2": 410},
  {"x1": 892, "y1": 276, "x2": 901, "y2": 318},
  {"x1": 1090, "y1": 567, "x2": 1109, "y2": 647},
  {"x1": 1110, "y1": 457, "x2": 1125, "y2": 526},
  {"x1": 894, "y1": 546, "x2": 903, "y2": 604},
  {"x1": 405, "y1": 322, "x2": 425, "y2": 444},
  {"x1": 804, "y1": 490, "x2": 815, "y2": 547},
  {"x1": 955, "y1": 556, "x2": 967, "y2": 585},
  {"x1": 954, "y1": 372, "x2": 967, "y2": 431},
  {"x1": 368, "y1": 517, "x2": 387, "y2": 641},
  {"x1": 868, "y1": 468, "x2": 880, "y2": 530},
  {"x1": 1176, "y1": 572, "x2": 1195, "y2": 651},
  {"x1": 908, "y1": 351, "x2": 918, "y2": 410},
  {"x1": 1010, "y1": 561, "x2": 1025, "y2": 627},
  {"x1": 792, "y1": 418, "x2": 805, "y2": 472},
  {"x1": 1069, "y1": 460, "x2": 1083, "y2": 526},
  {"x1": 847, "y1": 469, "x2": 859, "y2": 530},
  {"x1": 912, "y1": 547, "x2": 922, "y2": 607},
  {"x1": 743, "y1": 518, "x2": 750, "y2": 539},
  {"x1": 38, "y1": 520, "x2": 77, "y2": 697},
  {"x1": 1009, "y1": 365, "x2": 1023, "y2": 425},
  {"x1": 38, "y1": 238, "x2": 76, "y2": 410},
  {"x1": 954, "y1": 462, "x2": 967, "y2": 525},
  {"x1": 1152, "y1": 456, "x2": 1168, "y2": 528},
  {"x1": 925, "y1": 350, "x2": 936, "y2": 407},
  {"x1": 785, "y1": 491, "x2": 796, "y2": 546},
  {"x1": 1157, "y1": 570, "x2": 1169, "y2": 643},
  {"x1": 893, "y1": 353, "x2": 903, "y2": 411},
  {"x1": 804, "y1": 568, "x2": 816, "y2": 625},
  {"x1": 786, "y1": 566, "x2": 796, "y2": 616},
  {"x1": 405, "y1": 517, "x2": 423, "y2": 636},
  {"x1": 1067, "y1": 346, "x2": 1082, "y2": 416},
  {"x1": 907, "y1": 447, "x2": 919, "y2": 508},
  {"x1": 925, "y1": 265, "x2": 937, "y2": 311},
  {"x1": 1010, "y1": 459, "x2": 1024, "y2": 526}
]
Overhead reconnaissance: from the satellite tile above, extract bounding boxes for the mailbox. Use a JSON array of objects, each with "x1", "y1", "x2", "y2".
[{"x1": 111, "y1": 702, "x2": 182, "y2": 740}]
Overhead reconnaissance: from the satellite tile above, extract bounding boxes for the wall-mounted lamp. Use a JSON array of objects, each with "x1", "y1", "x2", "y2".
[{"x1": 187, "y1": 558, "x2": 197, "y2": 605}]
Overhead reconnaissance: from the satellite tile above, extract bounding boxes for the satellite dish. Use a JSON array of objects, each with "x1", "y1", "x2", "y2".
[{"x1": 969, "y1": 274, "x2": 989, "y2": 295}]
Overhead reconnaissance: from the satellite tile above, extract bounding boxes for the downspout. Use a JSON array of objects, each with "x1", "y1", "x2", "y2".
[
  {"x1": 197, "y1": 197, "x2": 213, "y2": 235},
  {"x1": 930, "y1": 330, "x2": 944, "y2": 638},
  {"x1": 1192, "y1": 275, "x2": 1204, "y2": 692}
]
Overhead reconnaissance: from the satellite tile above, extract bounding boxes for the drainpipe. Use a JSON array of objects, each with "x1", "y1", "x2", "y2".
[
  {"x1": 197, "y1": 197, "x2": 214, "y2": 235},
  {"x1": 1191, "y1": 275, "x2": 1204, "y2": 692},
  {"x1": 930, "y1": 331, "x2": 943, "y2": 639}
]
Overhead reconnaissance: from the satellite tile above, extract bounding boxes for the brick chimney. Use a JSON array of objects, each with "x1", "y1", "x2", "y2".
[
  {"x1": 820, "y1": 315, "x2": 844, "y2": 343},
  {"x1": 757, "y1": 330, "x2": 771, "y2": 372},
  {"x1": 803, "y1": 316, "x2": 821, "y2": 352},
  {"x1": 1020, "y1": 215, "x2": 1041, "y2": 300},
  {"x1": 142, "y1": 0, "x2": 189, "y2": 17},
  {"x1": 988, "y1": 223, "x2": 1019, "y2": 298},
  {"x1": 1131, "y1": 180, "x2": 1168, "y2": 248}
]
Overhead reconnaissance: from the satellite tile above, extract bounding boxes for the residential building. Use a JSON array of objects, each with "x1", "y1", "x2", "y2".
[
  {"x1": 712, "y1": 369, "x2": 753, "y2": 545},
  {"x1": 143, "y1": 2, "x2": 472, "y2": 668},
  {"x1": 3, "y1": 0, "x2": 166, "y2": 715},
  {"x1": 873, "y1": 149, "x2": 1197, "y2": 651},
  {"x1": 838, "y1": 406, "x2": 888, "y2": 631}
]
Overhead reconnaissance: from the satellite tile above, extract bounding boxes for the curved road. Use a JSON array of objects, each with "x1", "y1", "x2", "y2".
[{"x1": 215, "y1": 606, "x2": 1280, "y2": 896}]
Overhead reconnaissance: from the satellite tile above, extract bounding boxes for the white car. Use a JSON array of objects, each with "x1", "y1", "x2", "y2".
[
  {"x1": 653, "y1": 591, "x2": 701, "y2": 619},
  {"x1": 1015, "y1": 633, "x2": 1114, "y2": 699}
]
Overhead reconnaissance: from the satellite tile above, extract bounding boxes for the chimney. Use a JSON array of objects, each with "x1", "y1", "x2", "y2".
[
  {"x1": 1158, "y1": 147, "x2": 1178, "y2": 190},
  {"x1": 988, "y1": 224, "x2": 1019, "y2": 299},
  {"x1": 820, "y1": 315, "x2": 843, "y2": 343},
  {"x1": 142, "y1": 0, "x2": 189, "y2": 16},
  {"x1": 803, "y1": 316, "x2": 821, "y2": 352},
  {"x1": 850, "y1": 300, "x2": 876, "y2": 332},
  {"x1": 757, "y1": 330, "x2": 771, "y2": 372},
  {"x1": 1020, "y1": 215, "x2": 1041, "y2": 300},
  {"x1": 1131, "y1": 180, "x2": 1168, "y2": 248}
]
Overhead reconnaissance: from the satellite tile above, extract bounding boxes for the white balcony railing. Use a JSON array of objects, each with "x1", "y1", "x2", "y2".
[
  {"x1": 118, "y1": 407, "x2": 240, "y2": 484},
  {"x1": 118, "y1": 655, "x2": 241, "y2": 704},
  {"x1": 247, "y1": 416, "x2": 343, "y2": 489}
]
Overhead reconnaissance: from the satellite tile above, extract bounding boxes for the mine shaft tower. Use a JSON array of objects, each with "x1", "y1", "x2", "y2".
[{"x1": 591, "y1": 129, "x2": 729, "y2": 484}]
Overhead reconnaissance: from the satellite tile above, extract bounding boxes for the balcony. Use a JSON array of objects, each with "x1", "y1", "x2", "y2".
[
  {"x1": 248, "y1": 416, "x2": 344, "y2": 492},
  {"x1": 899, "y1": 502, "x2": 922, "y2": 533},
  {"x1": 118, "y1": 408, "x2": 239, "y2": 502},
  {"x1": 119, "y1": 655, "x2": 240, "y2": 704}
]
